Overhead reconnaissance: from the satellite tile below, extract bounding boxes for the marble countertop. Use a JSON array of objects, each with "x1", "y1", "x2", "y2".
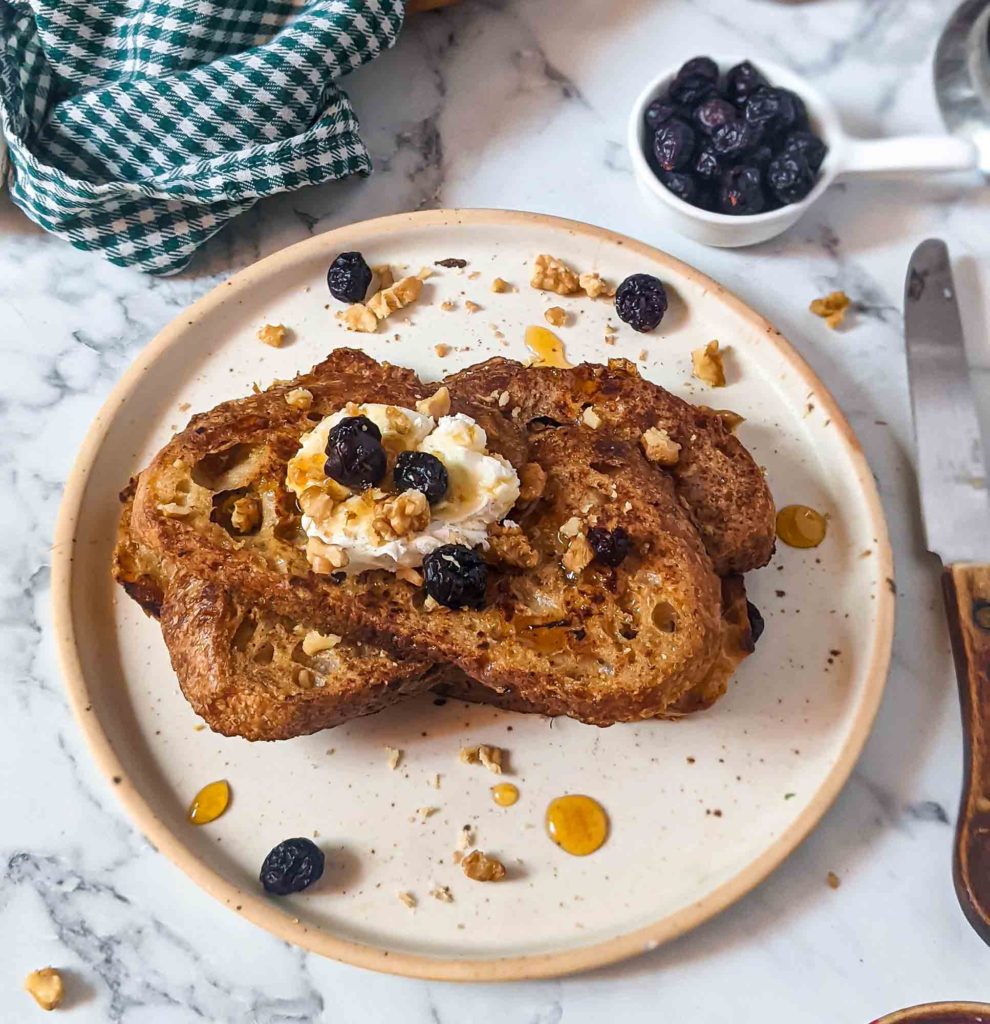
[{"x1": 3, "y1": 0, "x2": 990, "y2": 1020}]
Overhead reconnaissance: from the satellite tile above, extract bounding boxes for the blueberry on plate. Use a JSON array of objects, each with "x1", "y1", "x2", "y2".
[
  {"x1": 393, "y1": 450, "x2": 448, "y2": 505},
  {"x1": 710, "y1": 119, "x2": 761, "y2": 159},
  {"x1": 327, "y1": 252, "x2": 372, "y2": 304},
  {"x1": 693, "y1": 144, "x2": 721, "y2": 182},
  {"x1": 614, "y1": 273, "x2": 668, "y2": 333},
  {"x1": 719, "y1": 165, "x2": 766, "y2": 215},
  {"x1": 653, "y1": 120, "x2": 695, "y2": 172},
  {"x1": 422, "y1": 544, "x2": 488, "y2": 609},
  {"x1": 782, "y1": 130, "x2": 827, "y2": 173},
  {"x1": 766, "y1": 151, "x2": 815, "y2": 204},
  {"x1": 724, "y1": 60, "x2": 768, "y2": 105},
  {"x1": 644, "y1": 98, "x2": 678, "y2": 133},
  {"x1": 587, "y1": 526, "x2": 633, "y2": 568},
  {"x1": 694, "y1": 96, "x2": 737, "y2": 136},
  {"x1": 743, "y1": 86, "x2": 800, "y2": 137},
  {"x1": 325, "y1": 415, "x2": 386, "y2": 490},
  {"x1": 660, "y1": 171, "x2": 698, "y2": 205},
  {"x1": 260, "y1": 838, "x2": 325, "y2": 896}
]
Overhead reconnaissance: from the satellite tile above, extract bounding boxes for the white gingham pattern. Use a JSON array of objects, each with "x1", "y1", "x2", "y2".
[{"x1": 0, "y1": 0, "x2": 405, "y2": 274}]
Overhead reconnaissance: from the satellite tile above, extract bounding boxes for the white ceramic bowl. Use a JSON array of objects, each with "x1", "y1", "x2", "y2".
[{"x1": 628, "y1": 55, "x2": 979, "y2": 248}]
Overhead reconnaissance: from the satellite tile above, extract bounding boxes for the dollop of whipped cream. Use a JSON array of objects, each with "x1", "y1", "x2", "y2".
[{"x1": 286, "y1": 402, "x2": 520, "y2": 574}]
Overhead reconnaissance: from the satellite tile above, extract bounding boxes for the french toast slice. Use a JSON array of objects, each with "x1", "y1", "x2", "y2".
[
  {"x1": 445, "y1": 358, "x2": 776, "y2": 576},
  {"x1": 114, "y1": 490, "x2": 437, "y2": 740}
]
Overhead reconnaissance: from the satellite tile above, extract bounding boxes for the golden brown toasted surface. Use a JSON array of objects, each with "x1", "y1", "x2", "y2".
[{"x1": 446, "y1": 358, "x2": 776, "y2": 576}]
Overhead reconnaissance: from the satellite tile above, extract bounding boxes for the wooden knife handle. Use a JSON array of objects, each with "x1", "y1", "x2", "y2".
[{"x1": 943, "y1": 563, "x2": 990, "y2": 944}]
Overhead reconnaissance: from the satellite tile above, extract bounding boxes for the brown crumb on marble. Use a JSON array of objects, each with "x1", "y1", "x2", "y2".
[
  {"x1": 826, "y1": 871, "x2": 841, "y2": 889},
  {"x1": 24, "y1": 968, "x2": 63, "y2": 1011},
  {"x1": 810, "y1": 290, "x2": 850, "y2": 329}
]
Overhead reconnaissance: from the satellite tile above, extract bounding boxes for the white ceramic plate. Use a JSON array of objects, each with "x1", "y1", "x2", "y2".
[{"x1": 52, "y1": 210, "x2": 893, "y2": 980}]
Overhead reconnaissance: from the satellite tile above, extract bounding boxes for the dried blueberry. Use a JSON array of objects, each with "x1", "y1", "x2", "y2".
[
  {"x1": 746, "y1": 601, "x2": 765, "y2": 645},
  {"x1": 393, "y1": 450, "x2": 448, "y2": 505},
  {"x1": 614, "y1": 273, "x2": 668, "y2": 333},
  {"x1": 653, "y1": 120, "x2": 695, "y2": 172},
  {"x1": 719, "y1": 165, "x2": 765, "y2": 215},
  {"x1": 749, "y1": 144, "x2": 774, "y2": 170},
  {"x1": 766, "y1": 151, "x2": 815, "y2": 204},
  {"x1": 325, "y1": 415, "x2": 386, "y2": 490},
  {"x1": 676, "y1": 56, "x2": 719, "y2": 82},
  {"x1": 587, "y1": 526, "x2": 633, "y2": 568},
  {"x1": 669, "y1": 73, "x2": 717, "y2": 108},
  {"x1": 710, "y1": 119, "x2": 761, "y2": 159},
  {"x1": 660, "y1": 171, "x2": 698, "y2": 205},
  {"x1": 744, "y1": 86, "x2": 800, "y2": 137},
  {"x1": 724, "y1": 60, "x2": 768, "y2": 105},
  {"x1": 644, "y1": 98, "x2": 678, "y2": 133},
  {"x1": 693, "y1": 144, "x2": 721, "y2": 182},
  {"x1": 422, "y1": 544, "x2": 488, "y2": 610},
  {"x1": 327, "y1": 252, "x2": 372, "y2": 304},
  {"x1": 694, "y1": 96, "x2": 737, "y2": 136},
  {"x1": 260, "y1": 838, "x2": 325, "y2": 895},
  {"x1": 782, "y1": 130, "x2": 827, "y2": 173}
]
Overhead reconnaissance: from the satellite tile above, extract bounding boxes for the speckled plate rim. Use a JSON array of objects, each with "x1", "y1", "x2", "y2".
[
  {"x1": 51, "y1": 208, "x2": 894, "y2": 982},
  {"x1": 870, "y1": 1002, "x2": 990, "y2": 1023}
]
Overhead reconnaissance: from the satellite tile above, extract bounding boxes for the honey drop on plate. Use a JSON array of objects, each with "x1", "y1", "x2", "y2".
[
  {"x1": 776, "y1": 504, "x2": 827, "y2": 549},
  {"x1": 525, "y1": 325, "x2": 572, "y2": 368},
  {"x1": 188, "y1": 780, "x2": 230, "y2": 825},
  {"x1": 545, "y1": 794, "x2": 609, "y2": 856},
  {"x1": 492, "y1": 782, "x2": 520, "y2": 807}
]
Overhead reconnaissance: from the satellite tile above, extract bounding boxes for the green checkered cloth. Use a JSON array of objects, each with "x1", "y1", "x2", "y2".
[{"x1": 0, "y1": 0, "x2": 406, "y2": 274}]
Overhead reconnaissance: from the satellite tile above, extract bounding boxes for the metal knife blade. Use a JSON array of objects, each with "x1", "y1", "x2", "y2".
[{"x1": 905, "y1": 238, "x2": 989, "y2": 565}]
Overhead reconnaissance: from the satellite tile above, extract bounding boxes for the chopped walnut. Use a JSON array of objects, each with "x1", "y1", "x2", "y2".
[
  {"x1": 544, "y1": 306, "x2": 567, "y2": 327},
  {"x1": 456, "y1": 824, "x2": 475, "y2": 851},
  {"x1": 465, "y1": 300, "x2": 482, "y2": 313},
  {"x1": 558, "y1": 516, "x2": 582, "y2": 539},
  {"x1": 158, "y1": 501, "x2": 191, "y2": 518},
  {"x1": 712, "y1": 408, "x2": 745, "y2": 432},
  {"x1": 431, "y1": 885, "x2": 454, "y2": 903},
  {"x1": 396, "y1": 566, "x2": 424, "y2": 587},
  {"x1": 397, "y1": 891, "x2": 417, "y2": 909},
  {"x1": 461, "y1": 849, "x2": 506, "y2": 882},
  {"x1": 640, "y1": 426, "x2": 681, "y2": 466},
  {"x1": 230, "y1": 496, "x2": 261, "y2": 534},
  {"x1": 582, "y1": 405, "x2": 602, "y2": 429},
  {"x1": 284, "y1": 387, "x2": 313, "y2": 410},
  {"x1": 306, "y1": 536, "x2": 349, "y2": 573},
  {"x1": 691, "y1": 340, "x2": 726, "y2": 387},
  {"x1": 302, "y1": 630, "x2": 342, "y2": 656},
  {"x1": 416, "y1": 386, "x2": 451, "y2": 419},
  {"x1": 423, "y1": 595, "x2": 441, "y2": 612},
  {"x1": 497, "y1": 390, "x2": 511, "y2": 408},
  {"x1": 366, "y1": 275, "x2": 424, "y2": 320},
  {"x1": 435, "y1": 343, "x2": 451, "y2": 358},
  {"x1": 373, "y1": 264, "x2": 394, "y2": 290},
  {"x1": 441, "y1": 300, "x2": 456, "y2": 312},
  {"x1": 517, "y1": 462, "x2": 547, "y2": 503},
  {"x1": 257, "y1": 323, "x2": 288, "y2": 347},
  {"x1": 416, "y1": 806, "x2": 439, "y2": 821},
  {"x1": 487, "y1": 522, "x2": 539, "y2": 569},
  {"x1": 491, "y1": 277, "x2": 511, "y2": 293},
  {"x1": 385, "y1": 746, "x2": 402, "y2": 770},
  {"x1": 24, "y1": 968, "x2": 63, "y2": 1011},
  {"x1": 460, "y1": 744, "x2": 505, "y2": 774},
  {"x1": 810, "y1": 290, "x2": 850, "y2": 329},
  {"x1": 579, "y1": 272, "x2": 614, "y2": 299},
  {"x1": 371, "y1": 490, "x2": 430, "y2": 542},
  {"x1": 531, "y1": 254, "x2": 580, "y2": 295},
  {"x1": 337, "y1": 303, "x2": 378, "y2": 333},
  {"x1": 563, "y1": 532, "x2": 594, "y2": 573}
]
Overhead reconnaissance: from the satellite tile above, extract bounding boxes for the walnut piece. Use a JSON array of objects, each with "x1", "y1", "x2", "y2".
[
  {"x1": 582, "y1": 405, "x2": 602, "y2": 429},
  {"x1": 431, "y1": 885, "x2": 454, "y2": 903},
  {"x1": 435, "y1": 343, "x2": 451, "y2": 358},
  {"x1": 373, "y1": 264, "x2": 394, "y2": 290},
  {"x1": 257, "y1": 323, "x2": 287, "y2": 347},
  {"x1": 459, "y1": 744, "x2": 505, "y2": 774},
  {"x1": 712, "y1": 408, "x2": 745, "y2": 432},
  {"x1": 810, "y1": 290, "x2": 850, "y2": 329},
  {"x1": 371, "y1": 490, "x2": 430, "y2": 543},
  {"x1": 487, "y1": 522, "x2": 539, "y2": 569},
  {"x1": 491, "y1": 277, "x2": 511, "y2": 293},
  {"x1": 396, "y1": 566, "x2": 424, "y2": 587},
  {"x1": 563, "y1": 532, "x2": 594, "y2": 573},
  {"x1": 397, "y1": 891, "x2": 417, "y2": 909},
  {"x1": 640, "y1": 426, "x2": 681, "y2": 467},
  {"x1": 24, "y1": 968, "x2": 63, "y2": 1011},
  {"x1": 416, "y1": 806, "x2": 439, "y2": 821},
  {"x1": 461, "y1": 849, "x2": 506, "y2": 882},
  {"x1": 385, "y1": 746, "x2": 402, "y2": 770},
  {"x1": 517, "y1": 462, "x2": 547, "y2": 503},
  {"x1": 416, "y1": 386, "x2": 451, "y2": 419},
  {"x1": 544, "y1": 306, "x2": 567, "y2": 327},
  {"x1": 579, "y1": 272, "x2": 614, "y2": 299},
  {"x1": 230, "y1": 496, "x2": 261, "y2": 534},
  {"x1": 284, "y1": 387, "x2": 313, "y2": 410},
  {"x1": 531, "y1": 254, "x2": 580, "y2": 295},
  {"x1": 691, "y1": 340, "x2": 726, "y2": 387},
  {"x1": 366, "y1": 275, "x2": 424, "y2": 319},
  {"x1": 465, "y1": 300, "x2": 481, "y2": 313},
  {"x1": 302, "y1": 630, "x2": 342, "y2": 656},
  {"x1": 306, "y1": 536, "x2": 349, "y2": 573},
  {"x1": 337, "y1": 303, "x2": 378, "y2": 333}
]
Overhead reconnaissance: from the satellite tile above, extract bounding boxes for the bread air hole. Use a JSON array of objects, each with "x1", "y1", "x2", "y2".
[
  {"x1": 192, "y1": 443, "x2": 264, "y2": 491},
  {"x1": 651, "y1": 601, "x2": 677, "y2": 632},
  {"x1": 231, "y1": 615, "x2": 257, "y2": 652}
]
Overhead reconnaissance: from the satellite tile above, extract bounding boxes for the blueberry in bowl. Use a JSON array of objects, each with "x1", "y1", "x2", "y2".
[{"x1": 637, "y1": 56, "x2": 827, "y2": 220}]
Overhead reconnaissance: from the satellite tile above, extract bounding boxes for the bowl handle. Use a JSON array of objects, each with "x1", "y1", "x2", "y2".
[{"x1": 840, "y1": 134, "x2": 978, "y2": 177}]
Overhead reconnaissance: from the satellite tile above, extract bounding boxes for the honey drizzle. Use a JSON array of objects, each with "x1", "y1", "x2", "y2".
[
  {"x1": 545, "y1": 794, "x2": 609, "y2": 856},
  {"x1": 525, "y1": 325, "x2": 572, "y2": 368},
  {"x1": 776, "y1": 504, "x2": 827, "y2": 548},
  {"x1": 188, "y1": 779, "x2": 230, "y2": 825}
]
